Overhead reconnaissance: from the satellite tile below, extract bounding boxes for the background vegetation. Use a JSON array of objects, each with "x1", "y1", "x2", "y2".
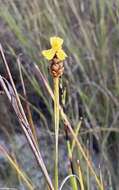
[{"x1": 0, "y1": 0, "x2": 119, "y2": 189}]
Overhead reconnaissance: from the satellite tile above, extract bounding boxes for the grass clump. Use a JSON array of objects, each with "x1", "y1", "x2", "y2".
[{"x1": 0, "y1": 0, "x2": 119, "y2": 189}]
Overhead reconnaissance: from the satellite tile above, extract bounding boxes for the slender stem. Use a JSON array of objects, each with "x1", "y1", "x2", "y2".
[
  {"x1": 67, "y1": 144, "x2": 78, "y2": 190},
  {"x1": 77, "y1": 160, "x2": 85, "y2": 190},
  {"x1": 54, "y1": 77, "x2": 59, "y2": 190},
  {"x1": 17, "y1": 57, "x2": 38, "y2": 144}
]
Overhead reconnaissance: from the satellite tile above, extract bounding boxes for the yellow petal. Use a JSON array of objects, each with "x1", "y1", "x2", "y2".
[
  {"x1": 42, "y1": 48, "x2": 55, "y2": 60},
  {"x1": 56, "y1": 49, "x2": 67, "y2": 61},
  {"x1": 50, "y1": 37, "x2": 63, "y2": 51}
]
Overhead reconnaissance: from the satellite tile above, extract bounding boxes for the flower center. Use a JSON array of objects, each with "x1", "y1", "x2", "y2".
[{"x1": 53, "y1": 42, "x2": 61, "y2": 51}]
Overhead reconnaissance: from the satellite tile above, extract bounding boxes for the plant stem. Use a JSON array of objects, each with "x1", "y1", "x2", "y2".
[
  {"x1": 65, "y1": 126, "x2": 78, "y2": 190},
  {"x1": 54, "y1": 77, "x2": 59, "y2": 190}
]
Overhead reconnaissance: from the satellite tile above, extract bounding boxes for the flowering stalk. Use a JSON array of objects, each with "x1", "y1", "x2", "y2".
[
  {"x1": 54, "y1": 77, "x2": 59, "y2": 190},
  {"x1": 42, "y1": 36, "x2": 67, "y2": 190}
]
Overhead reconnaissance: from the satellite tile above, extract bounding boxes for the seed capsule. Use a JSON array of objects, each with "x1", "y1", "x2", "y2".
[{"x1": 50, "y1": 57, "x2": 64, "y2": 78}]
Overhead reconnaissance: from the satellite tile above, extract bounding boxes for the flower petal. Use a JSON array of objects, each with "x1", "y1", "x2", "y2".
[
  {"x1": 42, "y1": 48, "x2": 55, "y2": 60},
  {"x1": 56, "y1": 49, "x2": 67, "y2": 61},
  {"x1": 50, "y1": 37, "x2": 63, "y2": 51}
]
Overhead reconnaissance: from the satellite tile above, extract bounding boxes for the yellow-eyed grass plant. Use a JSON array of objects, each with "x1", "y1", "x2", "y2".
[
  {"x1": 0, "y1": 39, "x2": 104, "y2": 190},
  {"x1": 0, "y1": 1, "x2": 117, "y2": 188},
  {"x1": 42, "y1": 36, "x2": 67, "y2": 190},
  {"x1": 33, "y1": 54, "x2": 104, "y2": 190}
]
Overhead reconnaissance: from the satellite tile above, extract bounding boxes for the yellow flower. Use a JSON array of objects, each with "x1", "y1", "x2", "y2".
[{"x1": 42, "y1": 37, "x2": 67, "y2": 61}]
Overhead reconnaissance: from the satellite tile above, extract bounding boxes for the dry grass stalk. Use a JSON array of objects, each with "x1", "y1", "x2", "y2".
[{"x1": 0, "y1": 44, "x2": 54, "y2": 190}]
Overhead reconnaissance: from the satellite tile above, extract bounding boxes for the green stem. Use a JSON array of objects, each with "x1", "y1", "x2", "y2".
[
  {"x1": 66, "y1": 132, "x2": 78, "y2": 190},
  {"x1": 54, "y1": 77, "x2": 59, "y2": 190}
]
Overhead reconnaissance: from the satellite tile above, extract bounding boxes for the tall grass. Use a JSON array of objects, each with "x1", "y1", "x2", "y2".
[{"x1": 0, "y1": 0, "x2": 119, "y2": 189}]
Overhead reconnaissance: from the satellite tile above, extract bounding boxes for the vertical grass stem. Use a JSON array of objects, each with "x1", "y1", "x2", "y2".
[{"x1": 54, "y1": 77, "x2": 59, "y2": 190}]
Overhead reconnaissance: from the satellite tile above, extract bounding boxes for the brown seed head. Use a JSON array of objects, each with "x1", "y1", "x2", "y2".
[{"x1": 50, "y1": 57, "x2": 64, "y2": 78}]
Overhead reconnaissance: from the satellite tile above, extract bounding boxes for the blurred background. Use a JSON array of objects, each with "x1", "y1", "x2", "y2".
[{"x1": 0, "y1": 0, "x2": 119, "y2": 189}]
